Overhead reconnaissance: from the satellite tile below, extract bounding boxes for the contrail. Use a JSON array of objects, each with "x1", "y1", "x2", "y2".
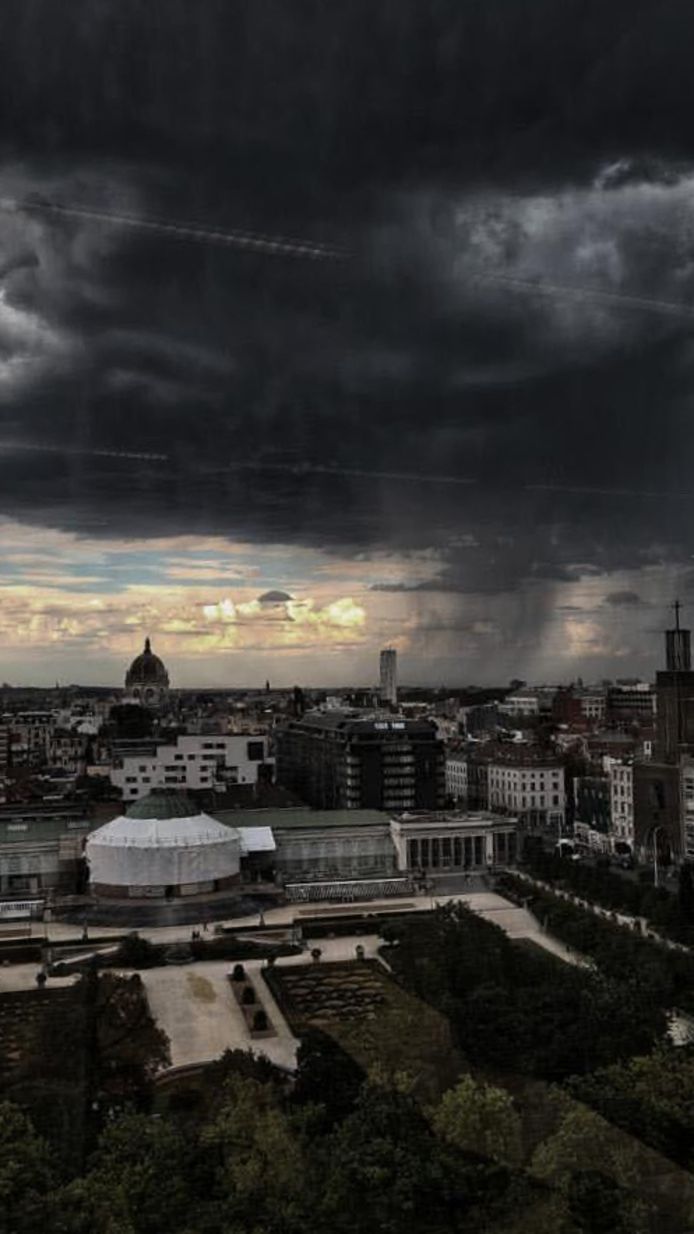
[
  {"x1": 527, "y1": 483, "x2": 694, "y2": 500},
  {"x1": 0, "y1": 441, "x2": 474, "y2": 484},
  {"x1": 6, "y1": 196, "x2": 694, "y2": 321},
  {"x1": 1, "y1": 196, "x2": 348, "y2": 262},
  {"x1": 0, "y1": 439, "x2": 169, "y2": 463},
  {"x1": 468, "y1": 268, "x2": 694, "y2": 321},
  {"x1": 226, "y1": 461, "x2": 477, "y2": 485}
]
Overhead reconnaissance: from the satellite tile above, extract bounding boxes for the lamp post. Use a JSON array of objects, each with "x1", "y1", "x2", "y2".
[{"x1": 652, "y1": 825, "x2": 666, "y2": 888}]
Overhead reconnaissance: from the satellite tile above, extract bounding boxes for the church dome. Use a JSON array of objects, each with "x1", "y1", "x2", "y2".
[
  {"x1": 126, "y1": 637, "x2": 169, "y2": 688},
  {"x1": 124, "y1": 637, "x2": 170, "y2": 706}
]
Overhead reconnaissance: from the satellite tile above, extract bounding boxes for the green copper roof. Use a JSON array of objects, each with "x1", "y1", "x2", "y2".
[
  {"x1": 215, "y1": 807, "x2": 391, "y2": 830},
  {"x1": 125, "y1": 790, "x2": 199, "y2": 820}
]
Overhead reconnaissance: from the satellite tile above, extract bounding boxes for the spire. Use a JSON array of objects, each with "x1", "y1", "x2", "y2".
[
  {"x1": 144, "y1": 636, "x2": 151, "y2": 654},
  {"x1": 674, "y1": 599, "x2": 682, "y2": 631}
]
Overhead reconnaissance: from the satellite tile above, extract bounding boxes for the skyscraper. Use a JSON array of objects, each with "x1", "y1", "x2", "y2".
[{"x1": 380, "y1": 648, "x2": 397, "y2": 707}]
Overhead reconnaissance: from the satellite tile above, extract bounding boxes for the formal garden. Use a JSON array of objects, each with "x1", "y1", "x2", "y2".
[
  {"x1": 265, "y1": 958, "x2": 462, "y2": 1103},
  {"x1": 265, "y1": 960, "x2": 386, "y2": 1025}
]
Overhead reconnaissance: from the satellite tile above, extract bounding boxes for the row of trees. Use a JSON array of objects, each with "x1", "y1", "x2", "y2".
[
  {"x1": 522, "y1": 848, "x2": 694, "y2": 945},
  {"x1": 499, "y1": 872, "x2": 694, "y2": 1016},
  {"x1": 381, "y1": 902, "x2": 667, "y2": 1080},
  {"x1": 0, "y1": 1057, "x2": 660, "y2": 1234}
]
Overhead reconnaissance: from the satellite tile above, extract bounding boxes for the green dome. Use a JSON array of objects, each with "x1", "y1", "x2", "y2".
[{"x1": 125, "y1": 790, "x2": 199, "y2": 820}]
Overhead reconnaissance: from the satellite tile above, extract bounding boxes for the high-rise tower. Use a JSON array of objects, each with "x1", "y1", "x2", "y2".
[{"x1": 379, "y1": 648, "x2": 398, "y2": 707}]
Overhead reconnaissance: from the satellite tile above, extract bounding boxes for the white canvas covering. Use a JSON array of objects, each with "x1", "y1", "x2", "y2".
[{"x1": 86, "y1": 809, "x2": 241, "y2": 888}]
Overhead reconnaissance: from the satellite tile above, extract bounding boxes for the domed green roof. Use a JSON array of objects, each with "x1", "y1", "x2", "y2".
[{"x1": 126, "y1": 790, "x2": 199, "y2": 820}]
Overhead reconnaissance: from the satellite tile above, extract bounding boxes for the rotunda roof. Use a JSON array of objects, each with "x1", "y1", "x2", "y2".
[{"x1": 86, "y1": 790, "x2": 239, "y2": 850}]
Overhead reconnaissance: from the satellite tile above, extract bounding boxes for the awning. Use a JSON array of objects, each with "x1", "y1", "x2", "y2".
[{"x1": 238, "y1": 826, "x2": 276, "y2": 855}]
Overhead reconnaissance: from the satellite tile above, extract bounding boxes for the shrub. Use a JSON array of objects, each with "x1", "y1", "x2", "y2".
[
  {"x1": 242, "y1": 985, "x2": 256, "y2": 1005},
  {"x1": 117, "y1": 933, "x2": 158, "y2": 969},
  {"x1": 311, "y1": 948, "x2": 322, "y2": 963},
  {"x1": 252, "y1": 1009, "x2": 269, "y2": 1032},
  {"x1": 232, "y1": 963, "x2": 246, "y2": 982}
]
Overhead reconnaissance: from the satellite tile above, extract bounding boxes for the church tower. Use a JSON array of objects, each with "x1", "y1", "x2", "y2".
[{"x1": 656, "y1": 601, "x2": 694, "y2": 761}]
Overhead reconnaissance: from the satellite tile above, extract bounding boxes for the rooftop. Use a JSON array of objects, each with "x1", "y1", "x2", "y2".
[
  {"x1": 282, "y1": 710, "x2": 437, "y2": 736},
  {"x1": 214, "y1": 807, "x2": 391, "y2": 831},
  {"x1": 0, "y1": 814, "x2": 91, "y2": 846}
]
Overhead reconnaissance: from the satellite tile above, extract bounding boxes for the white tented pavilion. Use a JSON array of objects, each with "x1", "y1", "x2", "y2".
[{"x1": 86, "y1": 790, "x2": 241, "y2": 898}]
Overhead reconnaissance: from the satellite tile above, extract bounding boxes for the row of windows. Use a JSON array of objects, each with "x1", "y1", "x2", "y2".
[{"x1": 490, "y1": 792, "x2": 561, "y2": 808}]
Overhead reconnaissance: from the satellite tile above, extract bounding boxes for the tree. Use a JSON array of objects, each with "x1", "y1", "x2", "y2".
[
  {"x1": 678, "y1": 863, "x2": 694, "y2": 933},
  {"x1": 319, "y1": 1078, "x2": 510, "y2": 1234},
  {"x1": 0, "y1": 1102, "x2": 57, "y2": 1234},
  {"x1": 92, "y1": 973, "x2": 170, "y2": 1109},
  {"x1": 432, "y1": 1075, "x2": 523, "y2": 1168},
  {"x1": 292, "y1": 1029, "x2": 365, "y2": 1129},
  {"x1": 57, "y1": 1111, "x2": 194, "y2": 1234},
  {"x1": 569, "y1": 1047, "x2": 694, "y2": 1166},
  {"x1": 531, "y1": 1103, "x2": 644, "y2": 1200},
  {"x1": 566, "y1": 1169, "x2": 646, "y2": 1234},
  {"x1": 200, "y1": 1075, "x2": 312, "y2": 1233}
]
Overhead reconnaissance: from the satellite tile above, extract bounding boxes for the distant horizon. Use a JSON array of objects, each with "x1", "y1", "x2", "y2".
[{"x1": 0, "y1": 673, "x2": 659, "y2": 695}]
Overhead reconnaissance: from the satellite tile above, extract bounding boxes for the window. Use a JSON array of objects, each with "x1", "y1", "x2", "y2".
[
  {"x1": 125, "y1": 776, "x2": 136, "y2": 783},
  {"x1": 247, "y1": 741, "x2": 264, "y2": 761}
]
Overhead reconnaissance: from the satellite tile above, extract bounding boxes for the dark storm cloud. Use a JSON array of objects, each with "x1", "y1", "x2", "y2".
[
  {"x1": 0, "y1": 0, "x2": 694, "y2": 617},
  {"x1": 605, "y1": 591, "x2": 644, "y2": 607}
]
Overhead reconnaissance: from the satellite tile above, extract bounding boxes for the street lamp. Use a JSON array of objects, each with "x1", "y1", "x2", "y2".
[{"x1": 652, "y1": 825, "x2": 667, "y2": 888}]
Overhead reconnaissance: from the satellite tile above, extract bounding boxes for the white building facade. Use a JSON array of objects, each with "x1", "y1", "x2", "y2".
[
  {"x1": 607, "y1": 760, "x2": 635, "y2": 853},
  {"x1": 445, "y1": 756, "x2": 468, "y2": 803},
  {"x1": 390, "y1": 811, "x2": 518, "y2": 873},
  {"x1": 111, "y1": 733, "x2": 273, "y2": 801},
  {"x1": 497, "y1": 695, "x2": 539, "y2": 720},
  {"x1": 487, "y1": 760, "x2": 565, "y2": 830}
]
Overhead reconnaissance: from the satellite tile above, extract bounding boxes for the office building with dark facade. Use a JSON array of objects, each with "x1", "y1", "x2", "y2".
[{"x1": 274, "y1": 710, "x2": 445, "y2": 811}]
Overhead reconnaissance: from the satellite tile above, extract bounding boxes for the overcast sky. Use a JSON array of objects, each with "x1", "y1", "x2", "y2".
[{"x1": 0, "y1": 1, "x2": 693, "y2": 687}]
